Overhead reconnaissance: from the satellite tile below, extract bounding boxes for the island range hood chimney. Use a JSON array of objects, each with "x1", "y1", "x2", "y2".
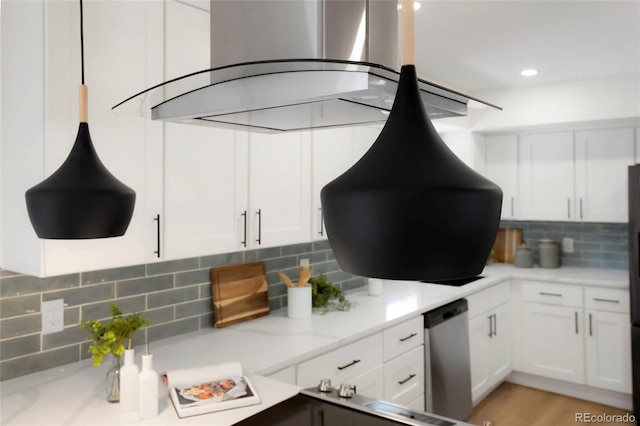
[{"x1": 113, "y1": 0, "x2": 499, "y2": 131}]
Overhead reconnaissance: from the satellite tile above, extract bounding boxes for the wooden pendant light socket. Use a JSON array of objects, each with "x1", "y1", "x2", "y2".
[
  {"x1": 401, "y1": 0, "x2": 415, "y2": 65},
  {"x1": 79, "y1": 84, "x2": 88, "y2": 123}
]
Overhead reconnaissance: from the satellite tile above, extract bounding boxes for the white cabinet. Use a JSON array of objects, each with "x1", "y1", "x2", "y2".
[
  {"x1": 484, "y1": 134, "x2": 518, "y2": 219},
  {"x1": 575, "y1": 128, "x2": 635, "y2": 223},
  {"x1": 467, "y1": 281, "x2": 512, "y2": 403},
  {"x1": 1, "y1": 0, "x2": 164, "y2": 276},
  {"x1": 519, "y1": 281, "x2": 633, "y2": 394},
  {"x1": 248, "y1": 132, "x2": 312, "y2": 248},
  {"x1": 584, "y1": 287, "x2": 632, "y2": 393},
  {"x1": 519, "y1": 131, "x2": 575, "y2": 221},
  {"x1": 162, "y1": 0, "x2": 310, "y2": 257},
  {"x1": 297, "y1": 333, "x2": 384, "y2": 390},
  {"x1": 296, "y1": 316, "x2": 424, "y2": 403},
  {"x1": 522, "y1": 302, "x2": 585, "y2": 384}
]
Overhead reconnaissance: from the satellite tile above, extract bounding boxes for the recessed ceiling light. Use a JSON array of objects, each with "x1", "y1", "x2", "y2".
[{"x1": 521, "y1": 69, "x2": 538, "y2": 77}]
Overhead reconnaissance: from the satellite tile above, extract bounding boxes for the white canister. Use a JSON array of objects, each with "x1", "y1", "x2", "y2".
[
  {"x1": 368, "y1": 278, "x2": 383, "y2": 296},
  {"x1": 119, "y1": 349, "x2": 139, "y2": 412},
  {"x1": 287, "y1": 286, "x2": 312, "y2": 319}
]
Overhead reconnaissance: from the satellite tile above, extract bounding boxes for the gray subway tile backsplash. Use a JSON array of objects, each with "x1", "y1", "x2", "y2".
[
  {"x1": 0, "y1": 241, "x2": 360, "y2": 381},
  {"x1": 501, "y1": 220, "x2": 628, "y2": 270}
]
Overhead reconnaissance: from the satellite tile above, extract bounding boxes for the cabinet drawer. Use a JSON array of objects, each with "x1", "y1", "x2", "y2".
[
  {"x1": 467, "y1": 281, "x2": 511, "y2": 318},
  {"x1": 297, "y1": 333, "x2": 383, "y2": 387},
  {"x1": 521, "y1": 280, "x2": 582, "y2": 307},
  {"x1": 383, "y1": 316, "x2": 424, "y2": 362},
  {"x1": 584, "y1": 287, "x2": 630, "y2": 313},
  {"x1": 383, "y1": 345, "x2": 424, "y2": 404}
]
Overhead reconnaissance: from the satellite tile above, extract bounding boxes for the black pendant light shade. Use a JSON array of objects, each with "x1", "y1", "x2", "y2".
[
  {"x1": 25, "y1": 123, "x2": 136, "y2": 239},
  {"x1": 321, "y1": 65, "x2": 503, "y2": 282}
]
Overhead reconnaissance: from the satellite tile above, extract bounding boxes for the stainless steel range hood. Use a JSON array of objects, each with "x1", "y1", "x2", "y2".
[{"x1": 113, "y1": 0, "x2": 499, "y2": 132}]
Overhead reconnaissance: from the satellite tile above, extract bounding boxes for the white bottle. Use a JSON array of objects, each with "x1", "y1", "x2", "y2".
[
  {"x1": 138, "y1": 353, "x2": 158, "y2": 419},
  {"x1": 119, "y1": 349, "x2": 139, "y2": 412}
]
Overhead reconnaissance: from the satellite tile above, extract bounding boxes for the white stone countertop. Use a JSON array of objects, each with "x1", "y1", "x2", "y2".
[{"x1": 0, "y1": 265, "x2": 628, "y2": 425}]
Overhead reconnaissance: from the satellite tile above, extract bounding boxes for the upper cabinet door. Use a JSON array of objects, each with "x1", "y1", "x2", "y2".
[
  {"x1": 248, "y1": 132, "x2": 312, "y2": 248},
  {"x1": 311, "y1": 128, "x2": 355, "y2": 241},
  {"x1": 575, "y1": 128, "x2": 635, "y2": 223},
  {"x1": 519, "y1": 132, "x2": 575, "y2": 221},
  {"x1": 484, "y1": 134, "x2": 519, "y2": 219}
]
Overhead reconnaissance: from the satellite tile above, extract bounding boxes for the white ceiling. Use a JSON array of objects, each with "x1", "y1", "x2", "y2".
[{"x1": 412, "y1": 0, "x2": 640, "y2": 95}]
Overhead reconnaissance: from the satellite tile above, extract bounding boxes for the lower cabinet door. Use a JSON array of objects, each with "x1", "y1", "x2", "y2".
[
  {"x1": 383, "y1": 345, "x2": 424, "y2": 404},
  {"x1": 489, "y1": 303, "x2": 512, "y2": 382},
  {"x1": 468, "y1": 313, "x2": 491, "y2": 401},
  {"x1": 522, "y1": 303, "x2": 585, "y2": 384},
  {"x1": 585, "y1": 310, "x2": 632, "y2": 393},
  {"x1": 346, "y1": 365, "x2": 384, "y2": 400}
]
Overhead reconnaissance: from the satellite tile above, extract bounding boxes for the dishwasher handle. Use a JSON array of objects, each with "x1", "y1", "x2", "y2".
[{"x1": 424, "y1": 298, "x2": 468, "y2": 329}]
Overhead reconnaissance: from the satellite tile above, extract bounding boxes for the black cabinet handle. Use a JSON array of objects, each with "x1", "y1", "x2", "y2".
[
  {"x1": 399, "y1": 333, "x2": 417, "y2": 342},
  {"x1": 337, "y1": 359, "x2": 361, "y2": 370},
  {"x1": 255, "y1": 209, "x2": 262, "y2": 245},
  {"x1": 240, "y1": 210, "x2": 247, "y2": 247},
  {"x1": 318, "y1": 208, "x2": 324, "y2": 236},
  {"x1": 153, "y1": 214, "x2": 161, "y2": 258},
  {"x1": 493, "y1": 314, "x2": 497, "y2": 336},
  {"x1": 398, "y1": 374, "x2": 416, "y2": 385},
  {"x1": 593, "y1": 298, "x2": 620, "y2": 304},
  {"x1": 539, "y1": 292, "x2": 563, "y2": 297}
]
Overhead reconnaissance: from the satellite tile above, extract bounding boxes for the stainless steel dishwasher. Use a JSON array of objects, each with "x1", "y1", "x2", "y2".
[{"x1": 423, "y1": 298, "x2": 473, "y2": 421}]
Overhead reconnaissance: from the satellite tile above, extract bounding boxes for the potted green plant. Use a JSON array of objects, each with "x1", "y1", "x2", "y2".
[
  {"x1": 309, "y1": 274, "x2": 352, "y2": 313},
  {"x1": 80, "y1": 302, "x2": 151, "y2": 402}
]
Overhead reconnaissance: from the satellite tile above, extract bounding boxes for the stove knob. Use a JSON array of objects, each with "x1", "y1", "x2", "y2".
[
  {"x1": 337, "y1": 384, "x2": 356, "y2": 398},
  {"x1": 318, "y1": 378, "x2": 333, "y2": 393}
]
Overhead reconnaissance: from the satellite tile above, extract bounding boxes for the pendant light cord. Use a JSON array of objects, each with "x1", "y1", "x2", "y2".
[{"x1": 80, "y1": 0, "x2": 85, "y2": 85}]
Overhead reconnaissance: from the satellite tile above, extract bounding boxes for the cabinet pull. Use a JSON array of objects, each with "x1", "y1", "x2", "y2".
[
  {"x1": 337, "y1": 359, "x2": 361, "y2": 370},
  {"x1": 240, "y1": 210, "x2": 247, "y2": 247},
  {"x1": 255, "y1": 209, "x2": 262, "y2": 245},
  {"x1": 399, "y1": 333, "x2": 417, "y2": 342},
  {"x1": 592, "y1": 298, "x2": 620, "y2": 304},
  {"x1": 318, "y1": 208, "x2": 324, "y2": 236},
  {"x1": 511, "y1": 197, "x2": 515, "y2": 216},
  {"x1": 567, "y1": 198, "x2": 571, "y2": 219},
  {"x1": 153, "y1": 214, "x2": 161, "y2": 258},
  {"x1": 539, "y1": 292, "x2": 563, "y2": 297},
  {"x1": 589, "y1": 313, "x2": 593, "y2": 336},
  {"x1": 398, "y1": 373, "x2": 416, "y2": 385},
  {"x1": 493, "y1": 314, "x2": 497, "y2": 336},
  {"x1": 488, "y1": 315, "x2": 493, "y2": 337},
  {"x1": 579, "y1": 198, "x2": 584, "y2": 219},
  {"x1": 575, "y1": 311, "x2": 579, "y2": 334}
]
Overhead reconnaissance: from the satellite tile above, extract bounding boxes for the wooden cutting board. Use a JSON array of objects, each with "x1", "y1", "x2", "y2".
[
  {"x1": 210, "y1": 261, "x2": 269, "y2": 328},
  {"x1": 493, "y1": 228, "x2": 523, "y2": 263}
]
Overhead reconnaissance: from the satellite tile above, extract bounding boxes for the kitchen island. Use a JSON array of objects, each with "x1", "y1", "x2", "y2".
[{"x1": 0, "y1": 265, "x2": 628, "y2": 425}]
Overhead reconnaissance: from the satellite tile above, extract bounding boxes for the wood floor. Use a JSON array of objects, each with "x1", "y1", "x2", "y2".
[{"x1": 468, "y1": 382, "x2": 634, "y2": 426}]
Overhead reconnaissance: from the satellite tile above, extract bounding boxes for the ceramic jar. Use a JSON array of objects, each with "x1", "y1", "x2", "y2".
[
  {"x1": 539, "y1": 238, "x2": 559, "y2": 268},
  {"x1": 514, "y1": 244, "x2": 533, "y2": 268}
]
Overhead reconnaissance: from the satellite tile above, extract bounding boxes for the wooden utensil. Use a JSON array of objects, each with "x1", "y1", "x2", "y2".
[
  {"x1": 279, "y1": 270, "x2": 295, "y2": 288},
  {"x1": 298, "y1": 266, "x2": 312, "y2": 287}
]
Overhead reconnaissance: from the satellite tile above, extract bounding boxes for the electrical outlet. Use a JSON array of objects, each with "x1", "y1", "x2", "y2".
[
  {"x1": 42, "y1": 299, "x2": 64, "y2": 334},
  {"x1": 562, "y1": 237, "x2": 574, "y2": 253},
  {"x1": 300, "y1": 258, "x2": 310, "y2": 268}
]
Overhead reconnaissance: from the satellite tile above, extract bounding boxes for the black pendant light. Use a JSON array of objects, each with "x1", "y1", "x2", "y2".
[
  {"x1": 25, "y1": 0, "x2": 135, "y2": 239},
  {"x1": 321, "y1": 0, "x2": 502, "y2": 282}
]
